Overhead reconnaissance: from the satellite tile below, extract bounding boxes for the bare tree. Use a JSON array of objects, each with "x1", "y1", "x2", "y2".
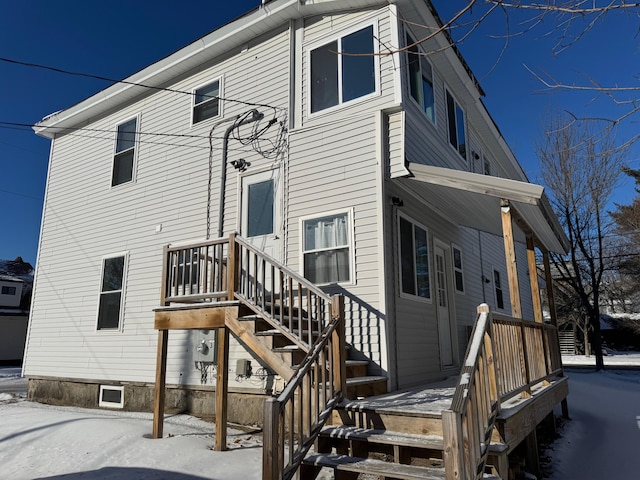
[{"x1": 537, "y1": 113, "x2": 626, "y2": 369}]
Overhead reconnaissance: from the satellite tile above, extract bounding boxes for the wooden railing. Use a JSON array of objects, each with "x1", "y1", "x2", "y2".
[
  {"x1": 160, "y1": 234, "x2": 346, "y2": 480},
  {"x1": 263, "y1": 296, "x2": 346, "y2": 480},
  {"x1": 443, "y1": 304, "x2": 499, "y2": 480},
  {"x1": 492, "y1": 313, "x2": 563, "y2": 401}
]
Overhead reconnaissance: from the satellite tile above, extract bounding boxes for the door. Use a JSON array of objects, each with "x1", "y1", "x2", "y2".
[
  {"x1": 434, "y1": 242, "x2": 454, "y2": 367},
  {"x1": 240, "y1": 168, "x2": 281, "y2": 260}
]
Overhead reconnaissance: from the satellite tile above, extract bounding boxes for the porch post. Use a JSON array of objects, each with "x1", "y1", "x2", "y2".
[
  {"x1": 215, "y1": 326, "x2": 230, "y2": 451},
  {"x1": 526, "y1": 236, "x2": 543, "y2": 323},
  {"x1": 152, "y1": 329, "x2": 168, "y2": 439},
  {"x1": 501, "y1": 200, "x2": 522, "y2": 318}
]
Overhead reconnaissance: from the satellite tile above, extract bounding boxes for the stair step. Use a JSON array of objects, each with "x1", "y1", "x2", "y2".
[
  {"x1": 320, "y1": 425, "x2": 444, "y2": 450},
  {"x1": 345, "y1": 375, "x2": 387, "y2": 386},
  {"x1": 255, "y1": 328, "x2": 320, "y2": 337},
  {"x1": 302, "y1": 453, "x2": 447, "y2": 480}
]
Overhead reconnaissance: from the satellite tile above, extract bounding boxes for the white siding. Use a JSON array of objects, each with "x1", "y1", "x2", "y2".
[{"x1": 25, "y1": 26, "x2": 292, "y2": 391}]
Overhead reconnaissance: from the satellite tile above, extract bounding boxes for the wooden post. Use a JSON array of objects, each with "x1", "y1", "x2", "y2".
[
  {"x1": 152, "y1": 329, "x2": 168, "y2": 439},
  {"x1": 526, "y1": 236, "x2": 543, "y2": 323},
  {"x1": 263, "y1": 398, "x2": 281, "y2": 480},
  {"x1": 228, "y1": 233, "x2": 239, "y2": 301},
  {"x1": 524, "y1": 429, "x2": 541, "y2": 479},
  {"x1": 542, "y1": 251, "x2": 558, "y2": 328},
  {"x1": 160, "y1": 244, "x2": 170, "y2": 306},
  {"x1": 331, "y1": 295, "x2": 347, "y2": 396},
  {"x1": 442, "y1": 409, "x2": 465, "y2": 480},
  {"x1": 215, "y1": 326, "x2": 230, "y2": 451},
  {"x1": 501, "y1": 201, "x2": 522, "y2": 319}
]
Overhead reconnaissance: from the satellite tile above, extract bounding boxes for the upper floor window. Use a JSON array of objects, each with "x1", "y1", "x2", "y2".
[
  {"x1": 483, "y1": 155, "x2": 491, "y2": 175},
  {"x1": 310, "y1": 25, "x2": 376, "y2": 114},
  {"x1": 493, "y1": 268, "x2": 504, "y2": 310},
  {"x1": 303, "y1": 211, "x2": 352, "y2": 284},
  {"x1": 399, "y1": 215, "x2": 430, "y2": 300},
  {"x1": 406, "y1": 32, "x2": 435, "y2": 123},
  {"x1": 97, "y1": 255, "x2": 126, "y2": 330},
  {"x1": 112, "y1": 118, "x2": 137, "y2": 186},
  {"x1": 193, "y1": 79, "x2": 221, "y2": 124},
  {"x1": 446, "y1": 90, "x2": 466, "y2": 160}
]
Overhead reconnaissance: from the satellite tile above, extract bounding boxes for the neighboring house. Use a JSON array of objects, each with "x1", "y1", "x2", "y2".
[
  {"x1": 25, "y1": 1, "x2": 570, "y2": 478},
  {"x1": 0, "y1": 257, "x2": 33, "y2": 364}
]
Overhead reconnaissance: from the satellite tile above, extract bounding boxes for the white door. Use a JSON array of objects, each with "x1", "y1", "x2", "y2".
[
  {"x1": 434, "y1": 243, "x2": 454, "y2": 367},
  {"x1": 240, "y1": 168, "x2": 282, "y2": 261}
]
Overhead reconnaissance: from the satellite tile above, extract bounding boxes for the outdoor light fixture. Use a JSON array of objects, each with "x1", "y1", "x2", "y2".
[{"x1": 231, "y1": 158, "x2": 249, "y2": 172}]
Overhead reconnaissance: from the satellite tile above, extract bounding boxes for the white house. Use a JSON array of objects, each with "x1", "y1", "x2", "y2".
[
  {"x1": 1, "y1": 258, "x2": 33, "y2": 364},
  {"x1": 25, "y1": 1, "x2": 569, "y2": 478}
]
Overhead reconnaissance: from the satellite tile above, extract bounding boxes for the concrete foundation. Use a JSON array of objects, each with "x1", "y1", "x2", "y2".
[{"x1": 27, "y1": 377, "x2": 268, "y2": 427}]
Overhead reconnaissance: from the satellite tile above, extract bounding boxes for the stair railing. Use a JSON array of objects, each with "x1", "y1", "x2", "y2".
[
  {"x1": 443, "y1": 304, "x2": 499, "y2": 480},
  {"x1": 263, "y1": 295, "x2": 346, "y2": 480}
]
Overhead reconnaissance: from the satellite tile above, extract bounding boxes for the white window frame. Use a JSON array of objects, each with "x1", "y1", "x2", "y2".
[
  {"x1": 306, "y1": 20, "x2": 380, "y2": 117},
  {"x1": 397, "y1": 213, "x2": 432, "y2": 303},
  {"x1": 299, "y1": 209, "x2": 355, "y2": 286},
  {"x1": 99, "y1": 385, "x2": 124, "y2": 409},
  {"x1": 405, "y1": 30, "x2": 436, "y2": 124},
  {"x1": 96, "y1": 252, "x2": 128, "y2": 332},
  {"x1": 111, "y1": 115, "x2": 140, "y2": 187},
  {"x1": 452, "y1": 244, "x2": 464, "y2": 294},
  {"x1": 445, "y1": 88, "x2": 467, "y2": 162},
  {"x1": 191, "y1": 77, "x2": 223, "y2": 126}
]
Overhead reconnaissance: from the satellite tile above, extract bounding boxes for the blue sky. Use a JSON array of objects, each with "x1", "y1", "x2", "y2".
[{"x1": 0, "y1": 1, "x2": 638, "y2": 265}]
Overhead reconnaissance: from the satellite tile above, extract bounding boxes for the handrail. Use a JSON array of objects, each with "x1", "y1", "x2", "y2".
[
  {"x1": 443, "y1": 304, "x2": 499, "y2": 480},
  {"x1": 263, "y1": 295, "x2": 346, "y2": 480}
]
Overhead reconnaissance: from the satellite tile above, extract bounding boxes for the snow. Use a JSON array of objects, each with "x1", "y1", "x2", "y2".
[{"x1": 1, "y1": 359, "x2": 639, "y2": 479}]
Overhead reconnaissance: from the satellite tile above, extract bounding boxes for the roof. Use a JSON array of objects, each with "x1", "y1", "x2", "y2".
[
  {"x1": 394, "y1": 163, "x2": 569, "y2": 254},
  {"x1": 0, "y1": 257, "x2": 34, "y2": 280}
]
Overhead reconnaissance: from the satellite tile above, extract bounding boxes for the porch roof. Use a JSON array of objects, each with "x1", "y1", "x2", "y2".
[{"x1": 394, "y1": 163, "x2": 569, "y2": 254}]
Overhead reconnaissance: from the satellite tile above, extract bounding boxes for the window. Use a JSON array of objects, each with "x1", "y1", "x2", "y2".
[
  {"x1": 247, "y1": 180, "x2": 274, "y2": 237},
  {"x1": 1, "y1": 286, "x2": 16, "y2": 295},
  {"x1": 452, "y1": 245, "x2": 464, "y2": 293},
  {"x1": 483, "y1": 156, "x2": 491, "y2": 176},
  {"x1": 112, "y1": 118, "x2": 137, "y2": 186},
  {"x1": 399, "y1": 216, "x2": 430, "y2": 299},
  {"x1": 310, "y1": 25, "x2": 376, "y2": 113},
  {"x1": 193, "y1": 80, "x2": 220, "y2": 124},
  {"x1": 303, "y1": 212, "x2": 351, "y2": 284},
  {"x1": 446, "y1": 90, "x2": 466, "y2": 160},
  {"x1": 97, "y1": 255, "x2": 126, "y2": 330},
  {"x1": 99, "y1": 385, "x2": 124, "y2": 409},
  {"x1": 406, "y1": 32, "x2": 435, "y2": 123},
  {"x1": 494, "y1": 269, "x2": 504, "y2": 310}
]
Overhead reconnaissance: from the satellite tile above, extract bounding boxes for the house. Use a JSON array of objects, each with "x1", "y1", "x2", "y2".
[
  {"x1": 25, "y1": 1, "x2": 570, "y2": 478},
  {"x1": 0, "y1": 257, "x2": 33, "y2": 364}
]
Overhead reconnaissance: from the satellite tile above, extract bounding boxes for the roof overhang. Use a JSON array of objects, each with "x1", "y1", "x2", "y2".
[{"x1": 394, "y1": 163, "x2": 569, "y2": 254}]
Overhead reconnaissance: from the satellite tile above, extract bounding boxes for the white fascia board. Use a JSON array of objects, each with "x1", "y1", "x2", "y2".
[{"x1": 408, "y1": 163, "x2": 543, "y2": 206}]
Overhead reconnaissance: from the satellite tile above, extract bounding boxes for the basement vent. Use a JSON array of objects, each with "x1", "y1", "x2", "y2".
[{"x1": 99, "y1": 385, "x2": 124, "y2": 409}]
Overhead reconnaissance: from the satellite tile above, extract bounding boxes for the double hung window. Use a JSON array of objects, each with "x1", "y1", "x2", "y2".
[
  {"x1": 446, "y1": 90, "x2": 466, "y2": 160},
  {"x1": 494, "y1": 269, "x2": 504, "y2": 310},
  {"x1": 303, "y1": 212, "x2": 351, "y2": 284},
  {"x1": 97, "y1": 255, "x2": 126, "y2": 330},
  {"x1": 399, "y1": 216, "x2": 430, "y2": 300},
  {"x1": 406, "y1": 33, "x2": 435, "y2": 123},
  {"x1": 193, "y1": 80, "x2": 220, "y2": 124},
  {"x1": 310, "y1": 25, "x2": 376, "y2": 113},
  {"x1": 112, "y1": 118, "x2": 137, "y2": 186},
  {"x1": 452, "y1": 245, "x2": 464, "y2": 293}
]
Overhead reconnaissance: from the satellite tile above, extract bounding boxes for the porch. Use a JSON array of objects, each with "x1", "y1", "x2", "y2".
[{"x1": 150, "y1": 233, "x2": 568, "y2": 480}]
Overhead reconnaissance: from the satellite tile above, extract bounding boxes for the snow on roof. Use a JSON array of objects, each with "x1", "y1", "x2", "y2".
[{"x1": 0, "y1": 257, "x2": 34, "y2": 283}]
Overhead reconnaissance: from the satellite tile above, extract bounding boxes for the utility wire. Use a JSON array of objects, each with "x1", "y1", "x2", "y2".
[{"x1": 0, "y1": 56, "x2": 286, "y2": 113}]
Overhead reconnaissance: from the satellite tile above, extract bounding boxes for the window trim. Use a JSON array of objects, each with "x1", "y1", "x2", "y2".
[
  {"x1": 1, "y1": 285, "x2": 17, "y2": 295},
  {"x1": 111, "y1": 115, "x2": 140, "y2": 187},
  {"x1": 191, "y1": 77, "x2": 223, "y2": 126},
  {"x1": 397, "y1": 213, "x2": 432, "y2": 303},
  {"x1": 99, "y1": 385, "x2": 124, "y2": 409},
  {"x1": 445, "y1": 88, "x2": 467, "y2": 162},
  {"x1": 405, "y1": 30, "x2": 436, "y2": 125},
  {"x1": 452, "y1": 244, "x2": 464, "y2": 294},
  {"x1": 306, "y1": 20, "x2": 380, "y2": 117},
  {"x1": 299, "y1": 208, "x2": 355, "y2": 286},
  {"x1": 96, "y1": 252, "x2": 128, "y2": 332}
]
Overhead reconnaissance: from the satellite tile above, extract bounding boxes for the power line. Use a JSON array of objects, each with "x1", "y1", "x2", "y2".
[{"x1": 0, "y1": 56, "x2": 286, "y2": 113}]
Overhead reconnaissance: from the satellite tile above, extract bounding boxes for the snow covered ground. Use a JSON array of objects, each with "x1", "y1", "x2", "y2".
[{"x1": 1, "y1": 358, "x2": 639, "y2": 479}]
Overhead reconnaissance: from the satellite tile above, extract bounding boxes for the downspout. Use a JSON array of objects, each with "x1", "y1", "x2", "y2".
[{"x1": 213, "y1": 109, "x2": 263, "y2": 239}]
